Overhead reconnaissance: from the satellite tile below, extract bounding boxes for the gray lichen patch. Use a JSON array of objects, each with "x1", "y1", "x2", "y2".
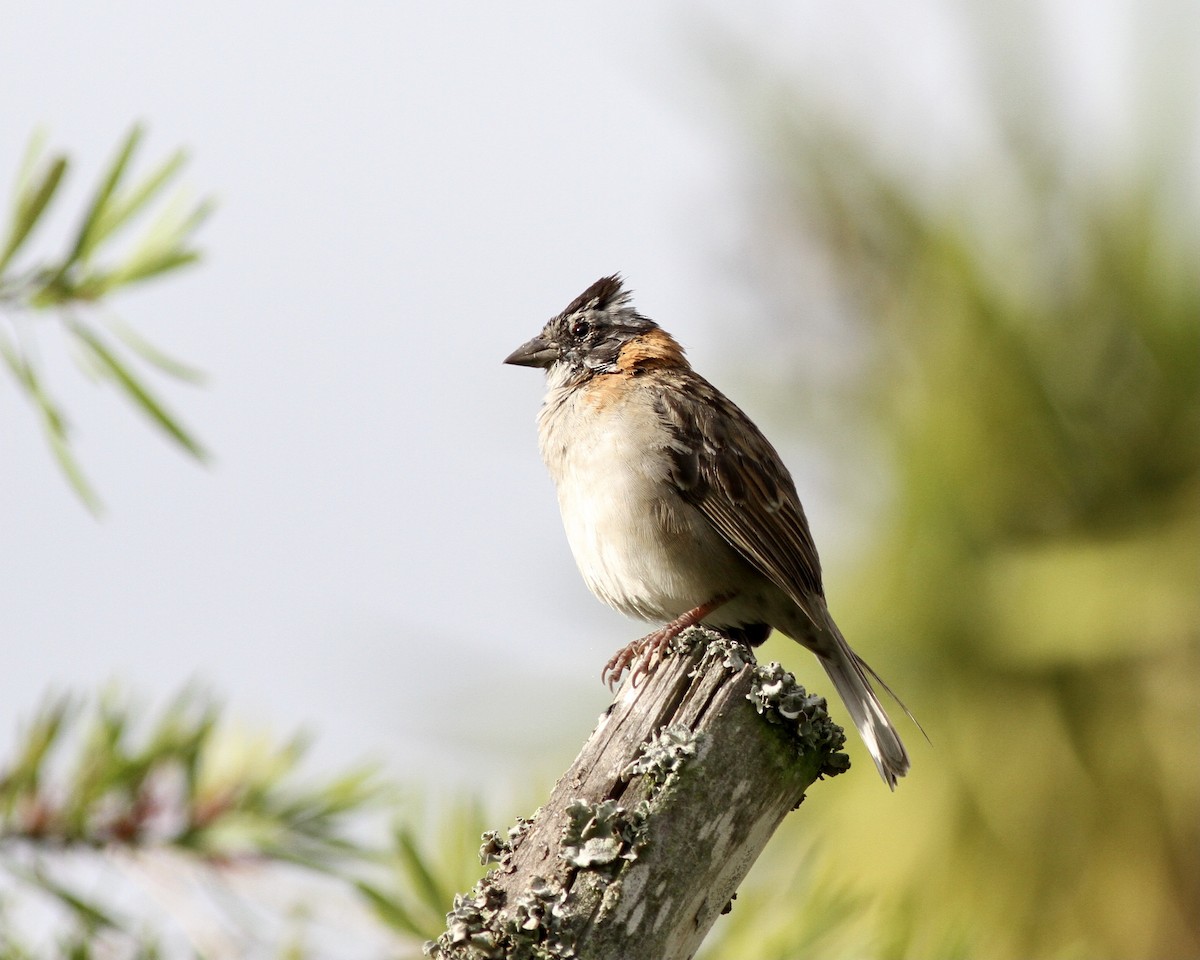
[
  {"x1": 479, "y1": 831, "x2": 507, "y2": 866},
  {"x1": 507, "y1": 877, "x2": 577, "y2": 958},
  {"x1": 480, "y1": 815, "x2": 536, "y2": 867},
  {"x1": 623, "y1": 724, "x2": 707, "y2": 786},
  {"x1": 426, "y1": 881, "x2": 506, "y2": 959},
  {"x1": 560, "y1": 798, "x2": 649, "y2": 868},
  {"x1": 749, "y1": 661, "x2": 850, "y2": 779},
  {"x1": 670, "y1": 625, "x2": 711, "y2": 657},
  {"x1": 703, "y1": 636, "x2": 755, "y2": 673},
  {"x1": 674, "y1": 628, "x2": 755, "y2": 674},
  {"x1": 425, "y1": 873, "x2": 580, "y2": 960},
  {"x1": 595, "y1": 877, "x2": 623, "y2": 922}
]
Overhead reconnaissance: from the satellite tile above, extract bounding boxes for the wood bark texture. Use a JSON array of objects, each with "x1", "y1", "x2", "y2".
[{"x1": 427, "y1": 628, "x2": 849, "y2": 960}]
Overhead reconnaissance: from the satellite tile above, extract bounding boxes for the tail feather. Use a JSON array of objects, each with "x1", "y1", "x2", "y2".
[{"x1": 818, "y1": 630, "x2": 911, "y2": 789}]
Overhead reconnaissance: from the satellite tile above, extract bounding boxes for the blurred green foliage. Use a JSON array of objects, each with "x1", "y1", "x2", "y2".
[
  {"x1": 700, "y1": 6, "x2": 1200, "y2": 959},
  {"x1": 0, "y1": 127, "x2": 212, "y2": 513},
  {"x1": 0, "y1": 690, "x2": 382, "y2": 956},
  {"x1": 0, "y1": 690, "x2": 496, "y2": 958},
  {"x1": 356, "y1": 800, "x2": 493, "y2": 945}
]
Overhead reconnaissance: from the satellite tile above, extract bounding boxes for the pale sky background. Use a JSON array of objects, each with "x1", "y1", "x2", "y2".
[{"x1": 0, "y1": 0, "x2": 1158, "y2": 793}]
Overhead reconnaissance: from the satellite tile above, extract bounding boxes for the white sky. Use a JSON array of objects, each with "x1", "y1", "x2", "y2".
[{"x1": 0, "y1": 0, "x2": 1166, "y2": 795}]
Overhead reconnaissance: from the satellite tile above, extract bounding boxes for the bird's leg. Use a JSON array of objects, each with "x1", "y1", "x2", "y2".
[{"x1": 602, "y1": 594, "x2": 733, "y2": 690}]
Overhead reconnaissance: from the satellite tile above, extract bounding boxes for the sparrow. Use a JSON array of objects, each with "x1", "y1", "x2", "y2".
[{"x1": 504, "y1": 275, "x2": 910, "y2": 787}]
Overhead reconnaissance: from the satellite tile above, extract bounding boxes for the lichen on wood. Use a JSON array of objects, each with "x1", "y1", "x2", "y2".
[{"x1": 426, "y1": 626, "x2": 848, "y2": 960}]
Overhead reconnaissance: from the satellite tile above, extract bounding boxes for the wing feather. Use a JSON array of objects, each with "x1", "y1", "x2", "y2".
[{"x1": 653, "y1": 375, "x2": 825, "y2": 622}]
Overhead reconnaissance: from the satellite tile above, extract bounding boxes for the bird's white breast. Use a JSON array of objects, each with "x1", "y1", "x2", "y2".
[{"x1": 536, "y1": 379, "x2": 749, "y2": 623}]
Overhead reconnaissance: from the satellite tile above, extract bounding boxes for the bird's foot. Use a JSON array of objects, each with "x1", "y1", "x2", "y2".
[
  {"x1": 601, "y1": 626, "x2": 673, "y2": 691},
  {"x1": 601, "y1": 594, "x2": 733, "y2": 691}
]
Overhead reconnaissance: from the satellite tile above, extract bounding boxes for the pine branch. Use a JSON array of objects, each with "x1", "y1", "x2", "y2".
[
  {"x1": 0, "y1": 126, "x2": 213, "y2": 513},
  {"x1": 0, "y1": 689, "x2": 384, "y2": 956}
]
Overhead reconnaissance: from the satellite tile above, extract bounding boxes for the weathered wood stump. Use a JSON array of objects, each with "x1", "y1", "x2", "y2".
[{"x1": 426, "y1": 627, "x2": 849, "y2": 960}]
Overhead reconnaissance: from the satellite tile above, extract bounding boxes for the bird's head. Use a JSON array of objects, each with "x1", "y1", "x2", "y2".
[{"x1": 504, "y1": 275, "x2": 686, "y2": 387}]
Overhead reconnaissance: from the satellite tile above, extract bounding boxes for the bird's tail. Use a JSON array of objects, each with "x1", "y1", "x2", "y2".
[{"x1": 817, "y1": 624, "x2": 911, "y2": 789}]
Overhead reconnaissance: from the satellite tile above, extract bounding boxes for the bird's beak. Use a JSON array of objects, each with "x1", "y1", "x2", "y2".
[{"x1": 504, "y1": 335, "x2": 558, "y2": 369}]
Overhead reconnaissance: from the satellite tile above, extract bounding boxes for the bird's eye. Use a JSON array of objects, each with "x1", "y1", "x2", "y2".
[{"x1": 570, "y1": 319, "x2": 591, "y2": 338}]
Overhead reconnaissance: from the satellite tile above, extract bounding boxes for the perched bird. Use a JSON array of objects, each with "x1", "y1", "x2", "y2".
[{"x1": 505, "y1": 275, "x2": 911, "y2": 788}]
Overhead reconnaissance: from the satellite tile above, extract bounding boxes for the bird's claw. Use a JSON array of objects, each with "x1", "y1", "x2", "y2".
[{"x1": 602, "y1": 628, "x2": 674, "y2": 691}]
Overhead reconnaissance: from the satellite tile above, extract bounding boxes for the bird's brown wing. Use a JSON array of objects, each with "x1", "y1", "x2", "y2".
[{"x1": 652, "y1": 372, "x2": 826, "y2": 622}]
